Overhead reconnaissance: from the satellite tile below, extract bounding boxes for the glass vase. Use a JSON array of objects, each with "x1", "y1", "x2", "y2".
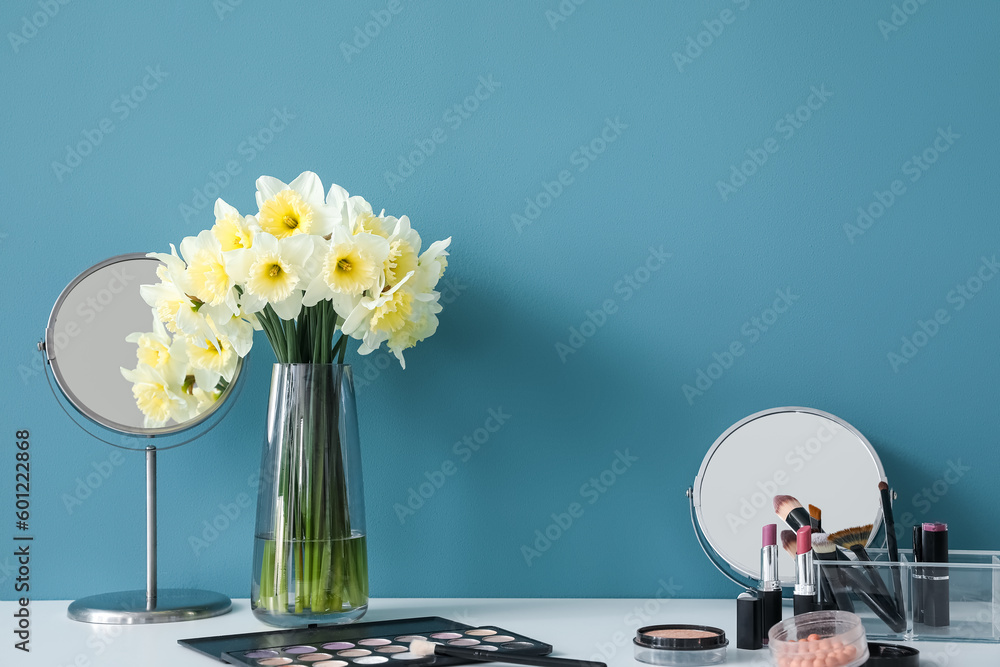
[{"x1": 251, "y1": 363, "x2": 368, "y2": 627}]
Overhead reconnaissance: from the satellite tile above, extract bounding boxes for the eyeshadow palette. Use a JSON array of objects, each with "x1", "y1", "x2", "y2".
[{"x1": 180, "y1": 616, "x2": 553, "y2": 666}]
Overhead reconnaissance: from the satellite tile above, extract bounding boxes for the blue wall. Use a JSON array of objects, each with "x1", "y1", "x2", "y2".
[{"x1": 3, "y1": 1, "x2": 998, "y2": 601}]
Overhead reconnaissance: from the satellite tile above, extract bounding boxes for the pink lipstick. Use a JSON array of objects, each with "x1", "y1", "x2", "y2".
[
  {"x1": 759, "y1": 524, "x2": 782, "y2": 641},
  {"x1": 793, "y1": 526, "x2": 816, "y2": 616}
]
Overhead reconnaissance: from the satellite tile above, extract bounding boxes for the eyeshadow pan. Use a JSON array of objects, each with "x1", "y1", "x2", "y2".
[
  {"x1": 393, "y1": 636, "x2": 425, "y2": 643},
  {"x1": 465, "y1": 629, "x2": 497, "y2": 636},
  {"x1": 353, "y1": 658, "x2": 389, "y2": 665},
  {"x1": 297, "y1": 654, "x2": 334, "y2": 662},
  {"x1": 448, "y1": 639, "x2": 480, "y2": 646},
  {"x1": 287, "y1": 646, "x2": 319, "y2": 654},
  {"x1": 246, "y1": 650, "x2": 281, "y2": 658},
  {"x1": 502, "y1": 642, "x2": 536, "y2": 649},
  {"x1": 376, "y1": 646, "x2": 408, "y2": 654},
  {"x1": 430, "y1": 632, "x2": 462, "y2": 640},
  {"x1": 389, "y1": 653, "x2": 426, "y2": 661},
  {"x1": 483, "y1": 635, "x2": 516, "y2": 643},
  {"x1": 323, "y1": 642, "x2": 356, "y2": 650},
  {"x1": 313, "y1": 662, "x2": 349, "y2": 667},
  {"x1": 259, "y1": 659, "x2": 293, "y2": 666},
  {"x1": 359, "y1": 639, "x2": 392, "y2": 646},
  {"x1": 474, "y1": 645, "x2": 498, "y2": 652},
  {"x1": 337, "y1": 649, "x2": 372, "y2": 657}
]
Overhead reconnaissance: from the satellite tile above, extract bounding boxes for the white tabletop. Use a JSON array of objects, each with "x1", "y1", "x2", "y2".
[{"x1": 4, "y1": 598, "x2": 998, "y2": 666}]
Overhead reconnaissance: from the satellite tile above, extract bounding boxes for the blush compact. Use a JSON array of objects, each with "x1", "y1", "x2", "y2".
[{"x1": 633, "y1": 624, "x2": 729, "y2": 665}]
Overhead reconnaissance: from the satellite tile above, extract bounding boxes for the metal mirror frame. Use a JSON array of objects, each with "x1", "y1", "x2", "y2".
[
  {"x1": 688, "y1": 406, "x2": 886, "y2": 590},
  {"x1": 44, "y1": 252, "x2": 243, "y2": 437}
]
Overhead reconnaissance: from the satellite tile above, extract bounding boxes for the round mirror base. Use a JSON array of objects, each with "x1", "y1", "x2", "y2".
[{"x1": 67, "y1": 588, "x2": 231, "y2": 624}]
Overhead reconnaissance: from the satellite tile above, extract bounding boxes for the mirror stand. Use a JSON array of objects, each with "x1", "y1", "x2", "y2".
[
  {"x1": 64, "y1": 442, "x2": 231, "y2": 624},
  {"x1": 41, "y1": 344, "x2": 232, "y2": 624}
]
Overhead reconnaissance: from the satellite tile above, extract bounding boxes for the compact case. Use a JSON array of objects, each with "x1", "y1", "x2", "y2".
[
  {"x1": 180, "y1": 616, "x2": 553, "y2": 666},
  {"x1": 632, "y1": 624, "x2": 728, "y2": 665}
]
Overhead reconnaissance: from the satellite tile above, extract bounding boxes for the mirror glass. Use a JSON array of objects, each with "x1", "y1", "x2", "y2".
[
  {"x1": 45, "y1": 254, "x2": 241, "y2": 440},
  {"x1": 693, "y1": 407, "x2": 884, "y2": 585}
]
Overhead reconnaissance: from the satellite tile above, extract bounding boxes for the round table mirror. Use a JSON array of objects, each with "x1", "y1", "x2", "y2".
[
  {"x1": 45, "y1": 253, "x2": 241, "y2": 441},
  {"x1": 42, "y1": 253, "x2": 243, "y2": 623},
  {"x1": 690, "y1": 407, "x2": 885, "y2": 588}
]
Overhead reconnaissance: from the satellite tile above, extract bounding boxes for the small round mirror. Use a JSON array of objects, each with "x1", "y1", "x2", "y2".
[
  {"x1": 44, "y1": 253, "x2": 241, "y2": 443},
  {"x1": 691, "y1": 407, "x2": 885, "y2": 587}
]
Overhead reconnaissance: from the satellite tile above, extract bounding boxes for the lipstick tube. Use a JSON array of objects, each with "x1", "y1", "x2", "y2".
[
  {"x1": 917, "y1": 522, "x2": 949, "y2": 627},
  {"x1": 793, "y1": 526, "x2": 816, "y2": 616},
  {"x1": 759, "y1": 524, "x2": 782, "y2": 640}
]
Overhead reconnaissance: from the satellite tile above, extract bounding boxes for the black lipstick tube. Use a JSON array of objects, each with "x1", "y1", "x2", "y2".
[{"x1": 917, "y1": 522, "x2": 949, "y2": 627}]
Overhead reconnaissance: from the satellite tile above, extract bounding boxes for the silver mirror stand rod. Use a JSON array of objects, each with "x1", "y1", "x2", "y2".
[{"x1": 146, "y1": 445, "x2": 157, "y2": 608}]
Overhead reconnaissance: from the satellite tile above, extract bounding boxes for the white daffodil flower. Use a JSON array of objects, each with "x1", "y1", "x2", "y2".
[
  {"x1": 125, "y1": 315, "x2": 191, "y2": 377},
  {"x1": 381, "y1": 215, "x2": 422, "y2": 287},
  {"x1": 180, "y1": 334, "x2": 237, "y2": 388},
  {"x1": 340, "y1": 271, "x2": 415, "y2": 354},
  {"x1": 120, "y1": 362, "x2": 194, "y2": 428},
  {"x1": 302, "y1": 227, "x2": 390, "y2": 307},
  {"x1": 212, "y1": 199, "x2": 257, "y2": 251},
  {"x1": 193, "y1": 386, "x2": 221, "y2": 413},
  {"x1": 180, "y1": 229, "x2": 240, "y2": 317},
  {"x1": 410, "y1": 237, "x2": 451, "y2": 295},
  {"x1": 255, "y1": 171, "x2": 337, "y2": 239},
  {"x1": 387, "y1": 297, "x2": 443, "y2": 369},
  {"x1": 225, "y1": 231, "x2": 316, "y2": 320}
]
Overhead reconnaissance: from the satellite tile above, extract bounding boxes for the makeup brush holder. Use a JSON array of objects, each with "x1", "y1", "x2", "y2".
[{"x1": 815, "y1": 548, "x2": 1000, "y2": 643}]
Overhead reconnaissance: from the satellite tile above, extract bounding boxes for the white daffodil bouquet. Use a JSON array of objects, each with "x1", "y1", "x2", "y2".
[{"x1": 122, "y1": 171, "x2": 451, "y2": 427}]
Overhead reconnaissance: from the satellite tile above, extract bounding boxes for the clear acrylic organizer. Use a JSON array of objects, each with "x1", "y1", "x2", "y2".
[{"x1": 815, "y1": 548, "x2": 1000, "y2": 642}]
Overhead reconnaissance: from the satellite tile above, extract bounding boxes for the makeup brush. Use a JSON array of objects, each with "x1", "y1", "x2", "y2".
[
  {"x1": 780, "y1": 529, "x2": 797, "y2": 559},
  {"x1": 811, "y1": 533, "x2": 854, "y2": 612},
  {"x1": 813, "y1": 534, "x2": 905, "y2": 632},
  {"x1": 808, "y1": 504, "x2": 822, "y2": 533},
  {"x1": 409, "y1": 639, "x2": 607, "y2": 667},
  {"x1": 878, "y1": 481, "x2": 905, "y2": 619},
  {"x1": 829, "y1": 524, "x2": 898, "y2": 613},
  {"x1": 774, "y1": 495, "x2": 812, "y2": 533}
]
